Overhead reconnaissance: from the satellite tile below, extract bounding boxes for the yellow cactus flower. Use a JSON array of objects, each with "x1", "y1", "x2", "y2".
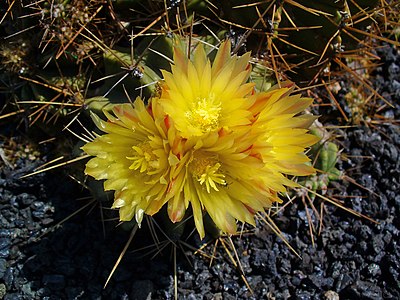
[
  {"x1": 159, "y1": 40, "x2": 255, "y2": 139},
  {"x1": 82, "y1": 39, "x2": 318, "y2": 239},
  {"x1": 82, "y1": 98, "x2": 179, "y2": 225}
]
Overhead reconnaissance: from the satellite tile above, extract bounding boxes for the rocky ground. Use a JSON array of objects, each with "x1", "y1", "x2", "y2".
[{"x1": 0, "y1": 44, "x2": 399, "y2": 300}]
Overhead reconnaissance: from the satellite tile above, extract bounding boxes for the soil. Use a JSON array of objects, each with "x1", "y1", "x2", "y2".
[{"x1": 0, "y1": 44, "x2": 399, "y2": 300}]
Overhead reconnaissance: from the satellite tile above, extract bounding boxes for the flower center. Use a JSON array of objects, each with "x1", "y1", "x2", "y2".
[
  {"x1": 190, "y1": 152, "x2": 226, "y2": 193},
  {"x1": 185, "y1": 95, "x2": 221, "y2": 134},
  {"x1": 127, "y1": 142, "x2": 159, "y2": 174}
]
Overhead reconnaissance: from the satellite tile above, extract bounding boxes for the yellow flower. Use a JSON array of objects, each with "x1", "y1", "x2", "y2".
[
  {"x1": 159, "y1": 40, "x2": 255, "y2": 138},
  {"x1": 82, "y1": 39, "x2": 318, "y2": 239},
  {"x1": 82, "y1": 98, "x2": 180, "y2": 225},
  {"x1": 166, "y1": 84, "x2": 318, "y2": 238}
]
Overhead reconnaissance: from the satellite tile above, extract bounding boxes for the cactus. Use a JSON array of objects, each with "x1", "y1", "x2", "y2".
[
  {"x1": 301, "y1": 124, "x2": 342, "y2": 199},
  {"x1": 84, "y1": 35, "x2": 174, "y2": 114},
  {"x1": 1, "y1": 0, "x2": 398, "y2": 296},
  {"x1": 199, "y1": 1, "x2": 385, "y2": 83},
  {"x1": 1, "y1": 0, "x2": 395, "y2": 217},
  {"x1": 2, "y1": 0, "x2": 395, "y2": 124},
  {"x1": 0, "y1": 0, "x2": 394, "y2": 218},
  {"x1": 0, "y1": 0, "x2": 118, "y2": 124}
]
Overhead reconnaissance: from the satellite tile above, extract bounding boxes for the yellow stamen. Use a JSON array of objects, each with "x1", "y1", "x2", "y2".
[
  {"x1": 198, "y1": 163, "x2": 226, "y2": 193},
  {"x1": 127, "y1": 142, "x2": 159, "y2": 173},
  {"x1": 190, "y1": 152, "x2": 226, "y2": 193},
  {"x1": 185, "y1": 94, "x2": 221, "y2": 133}
]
